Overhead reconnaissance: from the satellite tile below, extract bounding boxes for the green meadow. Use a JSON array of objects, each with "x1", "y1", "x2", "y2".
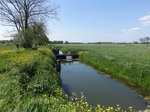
[
  {"x1": 56, "y1": 44, "x2": 150, "y2": 94},
  {"x1": 0, "y1": 46, "x2": 140, "y2": 112}
]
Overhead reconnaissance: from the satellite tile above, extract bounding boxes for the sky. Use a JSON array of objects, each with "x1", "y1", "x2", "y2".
[{"x1": 1, "y1": 0, "x2": 150, "y2": 42}]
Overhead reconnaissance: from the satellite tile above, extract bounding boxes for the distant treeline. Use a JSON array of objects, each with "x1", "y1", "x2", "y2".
[
  {"x1": 87, "y1": 42, "x2": 134, "y2": 44},
  {"x1": 49, "y1": 40, "x2": 84, "y2": 44},
  {"x1": 1, "y1": 39, "x2": 150, "y2": 45},
  {"x1": 0, "y1": 40, "x2": 13, "y2": 45},
  {"x1": 49, "y1": 41, "x2": 142, "y2": 44},
  {"x1": 49, "y1": 40, "x2": 150, "y2": 44}
]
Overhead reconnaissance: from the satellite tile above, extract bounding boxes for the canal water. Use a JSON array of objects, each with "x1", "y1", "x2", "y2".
[{"x1": 60, "y1": 61, "x2": 147, "y2": 110}]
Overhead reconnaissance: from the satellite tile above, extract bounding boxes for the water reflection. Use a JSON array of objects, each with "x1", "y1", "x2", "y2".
[{"x1": 60, "y1": 61, "x2": 147, "y2": 110}]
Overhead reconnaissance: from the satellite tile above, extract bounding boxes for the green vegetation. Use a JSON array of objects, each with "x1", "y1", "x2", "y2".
[
  {"x1": 13, "y1": 22, "x2": 49, "y2": 48},
  {"x1": 0, "y1": 40, "x2": 15, "y2": 50},
  {"x1": 56, "y1": 44, "x2": 150, "y2": 92},
  {"x1": 0, "y1": 47, "x2": 61, "y2": 111},
  {"x1": 0, "y1": 45, "x2": 16, "y2": 50},
  {"x1": 0, "y1": 46, "x2": 149, "y2": 111}
]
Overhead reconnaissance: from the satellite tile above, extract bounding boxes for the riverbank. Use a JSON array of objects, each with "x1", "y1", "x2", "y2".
[
  {"x1": 0, "y1": 47, "x2": 62, "y2": 111},
  {"x1": 61, "y1": 61, "x2": 147, "y2": 110},
  {"x1": 0, "y1": 46, "x2": 149, "y2": 111},
  {"x1": 55, "y1": 44, "x2": 150, "y2": 102}
]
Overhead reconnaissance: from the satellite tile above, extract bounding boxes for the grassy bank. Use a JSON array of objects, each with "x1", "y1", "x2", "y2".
[
  {"x1": 0, "y1": 46, "x2": 148, "y2": 111},
  {"x1": 0, "y1": 47, "x2": 62, "y2": 111},
  {"x1": 56, "y1": 44, "x2": 150, "y2": 92}
]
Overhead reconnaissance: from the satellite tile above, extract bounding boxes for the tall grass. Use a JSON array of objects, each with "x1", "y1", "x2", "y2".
[{"x1": 0, "y1": 47, "x2": 61, "y2": 112}]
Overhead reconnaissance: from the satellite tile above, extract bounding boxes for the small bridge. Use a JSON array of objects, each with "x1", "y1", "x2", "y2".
[
  {"x1": 53, "y1": 49, "x2": 79, "y2": 72},
  {"x1": 52, "y1": 49, "x2": 79, "y2": 60},
  {"x1": 56, "y1": 54, "x2": 78, "y2": 60}
]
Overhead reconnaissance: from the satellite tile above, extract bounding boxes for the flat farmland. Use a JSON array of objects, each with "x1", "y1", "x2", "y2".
[{"x1": 56, "y1": 44, "x2": 150, "y2": 92}]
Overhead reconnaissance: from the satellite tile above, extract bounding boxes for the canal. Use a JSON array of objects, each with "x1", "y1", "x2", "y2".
[{"x1": 60, "y1": 61, "x2": 147, "y2": 110}]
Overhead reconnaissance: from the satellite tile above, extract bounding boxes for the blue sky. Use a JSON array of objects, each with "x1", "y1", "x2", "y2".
[{"x1": 1, "y1": 0, "x2": 150, "y2": 42}]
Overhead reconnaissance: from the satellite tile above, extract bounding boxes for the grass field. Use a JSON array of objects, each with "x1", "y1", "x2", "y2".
[
  {"x1": 56, "y1": 44, "x2": 150, "y2": 94},
  {"x1": 0, "y1": 44, "x2": 16, "y2": 50},
  {"x1": 0, "y1": 46, "x2": 140, "y2": 112}
]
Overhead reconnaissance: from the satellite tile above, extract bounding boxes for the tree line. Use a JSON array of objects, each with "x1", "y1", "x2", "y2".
[{"x1": 139, "y1": 37, "x2": 150, "y2": 44}]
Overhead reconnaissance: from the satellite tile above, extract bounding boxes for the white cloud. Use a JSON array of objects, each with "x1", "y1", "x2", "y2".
[
  {"x1": 139, "y1": 14, "x2": 150, "y2": 26},
  {"x1": 122, "y1": 27, "x2": 141, "y2": 33},
  {"x1": 139, "y1": 15, "x2": 150, "y2": 21}
]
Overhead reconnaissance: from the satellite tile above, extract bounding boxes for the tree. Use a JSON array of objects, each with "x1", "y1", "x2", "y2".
[
  {"x1": 0, "y1": 0, "x2": 58, "y2": 48},
  {"x1": 145, "y1": 37, "x2": 150, "y2": 44},
  {"x1": 65, "y1": 41, "x2": 69, "y2": 44},
  {"x1": 139, "y1": 37, "x2": 150, "y2": 44},
  {"x1": 31, "y1": 22, "x2": 49, "y2": 46},
  {"x1": 13, "y1": 29, "x2": 34, "y2": 48},
  {"x1": 13, "y1": 22, "x2": 49, "y2": 48}
]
